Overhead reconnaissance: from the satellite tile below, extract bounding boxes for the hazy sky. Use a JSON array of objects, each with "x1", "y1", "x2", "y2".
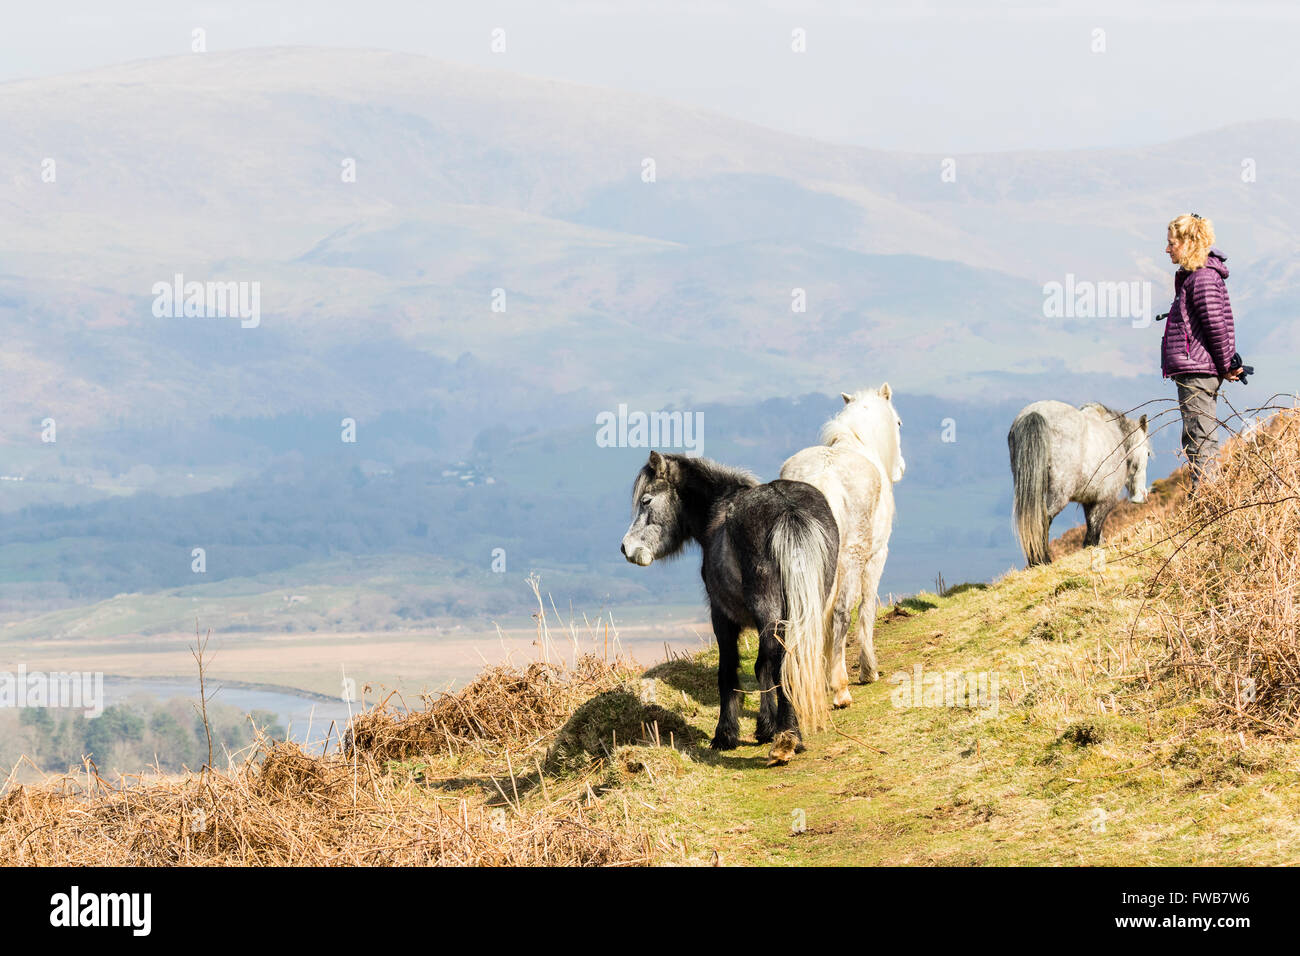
[{"x1": 3, "y1": 0, "x2": 1299, "y2": 153}]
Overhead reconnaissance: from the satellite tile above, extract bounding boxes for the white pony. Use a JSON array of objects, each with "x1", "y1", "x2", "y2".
[{"x1": 780, "y1": 385, "x2": 904, "y2": 705}]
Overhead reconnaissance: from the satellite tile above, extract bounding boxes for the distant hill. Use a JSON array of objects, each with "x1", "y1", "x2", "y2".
[
  {"x1": 1, "y1": 47, "x2": 1296, "y2": 446},
  {"x1": 0, "y1": 47, "x2": 1292, "y2": 613},
  {"x1": 0, "y1": 391, "x2": 1056, "y2": 614}
]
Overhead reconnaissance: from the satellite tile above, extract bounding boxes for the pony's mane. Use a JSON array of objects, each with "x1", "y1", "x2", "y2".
[
  {"x1": 630, "y1": 455, "x2": 757, "y2": 513},
  {"x1": 684, "y1": 456, "x2": 760, "y2": 489},
  {"x1": 1081, "y1": 402, "x2": 1143, "y2": 434},
  {"x1": 820, "y1": 393, "x2": 890, "y2": 449},
  {"x1": 1080, "y1": 401, "x2": 1125, "y2": 421},
  {"x1": 1080, "y1": 402, "x2": 1146, "y2": 455}
]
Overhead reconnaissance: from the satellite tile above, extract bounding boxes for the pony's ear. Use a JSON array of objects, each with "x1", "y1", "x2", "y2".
[
  {"x1": 879, "y1": 382, "x2": 892, "y2": 400},
  {"x1": 841, "y1": 392, "x2": 853, "y2": 404},
  {"x1": 1138, "y1": 414, "x2": 1148, "y2": 432},
  {"x1": 648, "y1": 450, "x2": 667, "y2": 476}
]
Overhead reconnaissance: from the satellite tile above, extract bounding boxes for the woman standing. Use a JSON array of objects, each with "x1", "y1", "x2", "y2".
[{"x1": 1162, "y1": 213, "x2": 1241, "y2": 487}]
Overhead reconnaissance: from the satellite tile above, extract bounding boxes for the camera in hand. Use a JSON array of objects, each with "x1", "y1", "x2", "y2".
[{"x1": 1229, "y1": 352, "x2": 1254, "y2": 384}]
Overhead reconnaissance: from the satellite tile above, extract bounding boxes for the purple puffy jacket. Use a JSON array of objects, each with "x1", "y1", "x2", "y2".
[{"x1": 1161, "y1": 247, "x2": 1236, "y2": 378}]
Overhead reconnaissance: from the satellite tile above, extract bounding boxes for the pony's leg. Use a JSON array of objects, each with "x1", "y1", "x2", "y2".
[
  {"x1": 1082, "y1": 501, "x2": 1115, "y2": 547},
  {"x1": 857, "y1": 548, "x2": 888, "y2": 683},
  {"x1": 749, "y1": 586, "x2": 805, "y2": 761},
  {"x1": 1082, "y1": 503, "x2": 1099, "y2": 547},
  {"x1": 754, "y1": 620, "x2": 780, "y2": 742},
  {"x1": 759, "y1": 624, "x2": 774, "y2": 743},
  {"x1": 831, "y1": 567, "x2": 862, "y2": 702},
  {"x1": 743, "y1": 564, "x2": 800, "y2": 764},
  {"x1": 710, "y1": 610, "x2": 743, "y2": 750},
  {"x1": 764, "y1": 618, "x2": 805, "y2": 764}
]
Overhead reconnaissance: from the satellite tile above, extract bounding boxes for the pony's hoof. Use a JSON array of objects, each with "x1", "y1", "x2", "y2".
[
  {"x1": 755, "y1": 725, "x2": 775, "y2": 744},
  {"x1": 857, "y1": 668, "x2": 881, "y2": 684},
  {"x1": 766, "y1": 731, "x2": 801, "y2": 766},
  {"x1": 710, "y1": 732, "x2": 740, "y2": 751},
  {"x1": 833, "y1": 688, "x2": 853, "y2": 708}
]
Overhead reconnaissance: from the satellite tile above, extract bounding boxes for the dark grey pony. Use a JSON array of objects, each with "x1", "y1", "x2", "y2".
[
  {"x1": 1008, "y1": 401, "x2": 1152, "y2": 566},
  {"x1": 620, "y1": 451, "x2": 839, "y2": 764}
]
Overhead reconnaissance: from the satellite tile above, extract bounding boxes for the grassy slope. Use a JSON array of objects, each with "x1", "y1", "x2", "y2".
[
  {"x1": 537, "y1": 545, "x2": 1300, "y2": 865},
  {"x1": 11, "y1": 475, "x2": 1299, "y2": 865}
]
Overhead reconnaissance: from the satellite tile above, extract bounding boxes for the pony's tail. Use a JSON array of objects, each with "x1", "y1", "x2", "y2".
[
  {"x1": 1009, "y1": 412, "x2": 1052, "y2": 566},
  {"x1": 772, "y1": 514, "x2": 837, "y2": 735}
]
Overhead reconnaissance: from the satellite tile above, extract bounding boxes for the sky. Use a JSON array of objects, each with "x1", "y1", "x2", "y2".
[{"x1": 2, "y1": 1, "x2": 1298, "y2": 153}]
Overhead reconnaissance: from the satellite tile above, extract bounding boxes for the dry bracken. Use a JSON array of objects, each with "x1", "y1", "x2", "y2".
[
  {"x1": 1146, "y1": 404, "x2": 1300, "y2": 733},
  {"x1": 0, "y1": 655, "x2": 664, "y2": 866}
]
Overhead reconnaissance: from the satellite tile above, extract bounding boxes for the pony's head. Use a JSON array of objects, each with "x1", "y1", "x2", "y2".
[
  {"x1": 621, "y1": 451, "x2": 689, "y2": 567},
  {"x1": 1124, "y1": 414, "x2": 1152, "y2": 503},
  {"x1": 824, "y1": 383, "x2": 905, "y2": 483}
]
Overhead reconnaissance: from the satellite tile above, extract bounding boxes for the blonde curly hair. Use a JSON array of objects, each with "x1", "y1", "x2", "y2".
[{"x1": 1167, "y1": 213, "x2": 1215, "y2": 271}]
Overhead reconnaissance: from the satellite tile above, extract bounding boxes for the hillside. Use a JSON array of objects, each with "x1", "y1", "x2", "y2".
[
  {"x1": 0, "y1": 390, "x2": 1037, "y2": 619},
  {"x1": 4, "y1": 45, "x2": 1295, "y2": 611},
  {"x1": 5, "y1": 407, "x2": 1299, "y2": 865},
  {"x1": 3, "y1": 47, "x2": 1298, "y2": 447}
]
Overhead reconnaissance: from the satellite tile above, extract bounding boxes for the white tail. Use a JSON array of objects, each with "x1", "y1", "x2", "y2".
[
  {"x1": 1009, "y1": 411, "x2": 1051, "y2": 566},
  {"x1": 771, "y1": 516, "x2": 836, "y2": 734}
]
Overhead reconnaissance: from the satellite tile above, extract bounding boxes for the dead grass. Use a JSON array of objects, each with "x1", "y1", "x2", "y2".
[
  {"x1": 1042, "y1": 400, "x2": 1300, "y2": 736},
  {"x1": 343, "y1": 655, "x2": 640, "y2": 763},
  {"x1": 0, "y1": 739, "x2": 656, "y2": 865},
  {"x1": 1141, "y1": 404, "x2": 1300, "y2": 734},
  {"x1": 0, "y1": 601, "x2": 675, "y2": 866}
]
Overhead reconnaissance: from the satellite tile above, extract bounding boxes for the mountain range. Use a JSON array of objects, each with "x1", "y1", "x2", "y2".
[{"x1": 1, "y1": 47, "x2": 1295, "y2": 613}]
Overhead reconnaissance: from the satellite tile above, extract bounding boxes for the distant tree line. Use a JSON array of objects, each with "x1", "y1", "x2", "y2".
[{"x1": 4, "y1": 698, "x2": 285, "y2": 776}]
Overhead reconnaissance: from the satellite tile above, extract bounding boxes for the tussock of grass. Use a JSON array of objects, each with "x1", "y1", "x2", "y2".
[
  {"x1": 344, "y1": 655, "x2": 639, "y2": 763},
  {"x1": 0, "y1": 737, "x2": 661, "y2": 865},
  {"x1": 545, "y1": 687, "x2": 701, "y2": 773},
  {"x1": 1143, "y1": 405, "x2": 1300, "y2": 733},
  {"x1": 1, "y1": 625, "x2": 682, "y2": 865}
]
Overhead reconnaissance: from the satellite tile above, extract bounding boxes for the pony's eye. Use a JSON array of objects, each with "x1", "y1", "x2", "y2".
[{"x1": 640, "y1": 495, "x2": 653, "y2": 506}]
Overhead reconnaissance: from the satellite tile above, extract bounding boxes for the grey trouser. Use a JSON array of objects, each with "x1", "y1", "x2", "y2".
[{"x1": 1173, "y1": 373, "x2": 1222, "y2": 484}]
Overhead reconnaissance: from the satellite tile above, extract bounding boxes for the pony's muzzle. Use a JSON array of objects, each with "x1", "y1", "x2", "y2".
[
  {"x1": 1131, "y1": 487, "x2": 1148, "y2": 504},
  {"x1": 621, "y1": 539, "x2": 654, "y2": 566}
]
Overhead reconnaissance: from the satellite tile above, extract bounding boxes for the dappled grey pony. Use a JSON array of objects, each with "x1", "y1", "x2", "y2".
[
  {"x1": 620, "y1": 451, "x2": 839, "y2": 764},
  {"x1": 1008, "y1": 401, "x2": 1152, "y2": 566}
]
